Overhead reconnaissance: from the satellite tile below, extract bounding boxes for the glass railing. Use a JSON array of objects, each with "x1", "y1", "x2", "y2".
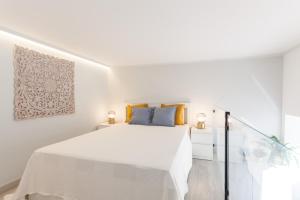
[{"x1": 213, "y1": 107, "x2": 299, "y2": 200}]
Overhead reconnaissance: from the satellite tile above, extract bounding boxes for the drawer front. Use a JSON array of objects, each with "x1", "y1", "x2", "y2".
[
  {"x1": 191, "y1": 133, "x2": 213, "y2": 145},
  {"x1": 192, "y1": 144, "x2": 213, "y2": 160}
]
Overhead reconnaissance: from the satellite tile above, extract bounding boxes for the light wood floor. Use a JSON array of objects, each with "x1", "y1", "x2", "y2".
[
  {"x1": 186, "y1": 159, "x2": 224, "y2": 200},
  {"x1": 0, "y1": 159, "x2": 224, "y2": 200}
]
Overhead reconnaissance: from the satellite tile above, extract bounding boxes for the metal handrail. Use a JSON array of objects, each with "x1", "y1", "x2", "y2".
[{"x1": 225, "y1": 112, "x2": 230, "y2": 200}]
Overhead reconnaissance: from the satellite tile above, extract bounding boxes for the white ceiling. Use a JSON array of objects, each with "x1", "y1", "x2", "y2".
[{"x1": 1, "y1": 0, "x2": 300, "y2": 66}]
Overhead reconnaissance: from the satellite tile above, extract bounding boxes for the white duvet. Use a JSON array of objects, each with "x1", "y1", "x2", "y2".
[{"x1": 11, "y1": 124, "x2": 192, "y2": 200}]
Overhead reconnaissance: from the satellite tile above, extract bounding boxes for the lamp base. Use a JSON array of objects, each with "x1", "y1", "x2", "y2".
[
  {"x1": 197, "y1": 122, "x2": 206, "y2": 129},
  {"x1": 108, "y1": 118, "x2": 115, "y2": 124}
]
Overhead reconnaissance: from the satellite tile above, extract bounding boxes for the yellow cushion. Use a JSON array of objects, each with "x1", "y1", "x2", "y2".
[
  {"x1": 125, "y1": 104, "x2": 148, "y2": 122},
  {"x1": 161, "y1": 104, "x2": 185, "y2": 125}
]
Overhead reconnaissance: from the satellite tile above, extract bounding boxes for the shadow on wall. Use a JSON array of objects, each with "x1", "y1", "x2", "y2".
[{"x1": 215, "y1": 73, "x2": 281, "y2": 137}]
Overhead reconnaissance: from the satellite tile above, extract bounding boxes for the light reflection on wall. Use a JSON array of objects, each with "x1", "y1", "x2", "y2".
[{"x1": 0, "y1": 29, "x2": 110, "y2": 70}]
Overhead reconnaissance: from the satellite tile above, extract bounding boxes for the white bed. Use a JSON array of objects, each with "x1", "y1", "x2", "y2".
[{"x1": 10, "y1": 124, "x2": 192, "y2": 200}]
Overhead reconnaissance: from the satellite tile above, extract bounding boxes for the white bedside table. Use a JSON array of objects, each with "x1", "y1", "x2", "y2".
[
  {"x1": 96, "y1": 122, "x2": 116, "y2": 130},
  {"x1": 191, "y1": 127, "x2": 214, "y2": 160}
]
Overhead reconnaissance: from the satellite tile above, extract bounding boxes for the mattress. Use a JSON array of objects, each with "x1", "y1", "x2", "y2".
[{"x1": 11, "y1": 124, "x2": 192, "y2": 200}]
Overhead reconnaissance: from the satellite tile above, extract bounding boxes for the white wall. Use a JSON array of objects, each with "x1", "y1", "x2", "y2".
[
  {"x1": 283, "y1": 46, "x2": 300, "y2": 148},
  {"x1": 0, "y1": 39, "x2": 110, "y2": 187},
  {"x1": 109, "y1": 58, "x2": 283, "y2": 136},
  {"x1": 282, "y1": 45, "x2": 300, "y2": 200}
]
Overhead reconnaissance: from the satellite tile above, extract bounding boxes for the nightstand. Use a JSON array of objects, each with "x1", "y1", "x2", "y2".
[
  {"x1": 191, "y1": 127, "x2": 214, "y2": 160},
  {"x1": 96, "y1": 122, "x2": 116, "y2": 130}
]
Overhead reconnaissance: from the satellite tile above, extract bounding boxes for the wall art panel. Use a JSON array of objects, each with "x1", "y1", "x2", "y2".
[{"x1": 14, "y1": 45, "x2": 75, "y2": 120}]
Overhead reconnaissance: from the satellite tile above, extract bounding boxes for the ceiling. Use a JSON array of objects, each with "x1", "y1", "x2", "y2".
[{"x1": 0, "y1": 0, "x2": 300, "y2": 66}]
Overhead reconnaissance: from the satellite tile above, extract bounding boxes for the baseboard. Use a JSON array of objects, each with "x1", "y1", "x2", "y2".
[{"x1": 0, "y1": 179, "x2": 19, "y2": 194}]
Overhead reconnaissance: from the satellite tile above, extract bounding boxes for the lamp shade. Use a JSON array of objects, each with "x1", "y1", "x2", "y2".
[
  {"x1": 196, "y1": 113, "x2": 206, "y2": 122},
  {"x1": 108, "y1": 110, "x2": 116, "y2": 119}
]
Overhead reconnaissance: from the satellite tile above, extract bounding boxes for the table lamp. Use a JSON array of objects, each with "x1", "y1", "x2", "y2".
[
  {"x1": 108, "y1": 110, "x2": 116, "y2": 124},
  {"x1": 196, "y1": 113, "x2": 206, "y2": 129}
]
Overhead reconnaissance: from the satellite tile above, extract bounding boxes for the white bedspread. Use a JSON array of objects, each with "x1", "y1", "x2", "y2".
[{"x1": 12, "y1": 124, "x2": 192, "y2": 200}]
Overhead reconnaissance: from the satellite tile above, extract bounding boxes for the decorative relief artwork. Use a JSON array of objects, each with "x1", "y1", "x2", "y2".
[{"x1": 14, "y1": 45, "x2": 75, "y2": 120}]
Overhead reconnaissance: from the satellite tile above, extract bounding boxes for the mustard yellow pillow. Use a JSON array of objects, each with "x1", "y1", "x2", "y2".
[
  {"x1": 161, "y1": 104, "x2": 185, "y2": 125},
  {"x1": 125, "y1": 104, "x2": 148, "y2": 122}
]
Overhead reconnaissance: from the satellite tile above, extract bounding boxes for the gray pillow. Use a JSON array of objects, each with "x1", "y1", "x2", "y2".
[
  {"x1": 129, "y1": 108, "x2": 153, "y2": 125},
  {"x1": 152, "y1": 107, "x2": 176, "y2": 127}
]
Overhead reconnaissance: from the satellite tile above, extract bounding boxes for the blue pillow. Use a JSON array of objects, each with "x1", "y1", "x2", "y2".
[
  {"x1": 152, "y1": 107, "x2": 176, "y2": 127},
  {"x1": 129, "y1": 108, "x2": 153, "y2": 125}
]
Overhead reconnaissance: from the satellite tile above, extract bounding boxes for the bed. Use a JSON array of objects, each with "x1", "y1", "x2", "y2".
[{"x1": 10, "y1": 124, "x2": 192, "y2": 200}]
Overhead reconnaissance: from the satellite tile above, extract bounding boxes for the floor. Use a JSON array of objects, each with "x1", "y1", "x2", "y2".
[
  {"x1": 186, "y1": 159, "x2": 224, "y2": 200},
  {"x1": 0, "y1": 159, "x2": 224, "y2": 200}
]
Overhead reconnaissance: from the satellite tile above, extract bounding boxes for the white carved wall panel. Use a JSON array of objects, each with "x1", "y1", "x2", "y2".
[{"x1": 14, "y1": 45, "x2": 75, "y2": 120}]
